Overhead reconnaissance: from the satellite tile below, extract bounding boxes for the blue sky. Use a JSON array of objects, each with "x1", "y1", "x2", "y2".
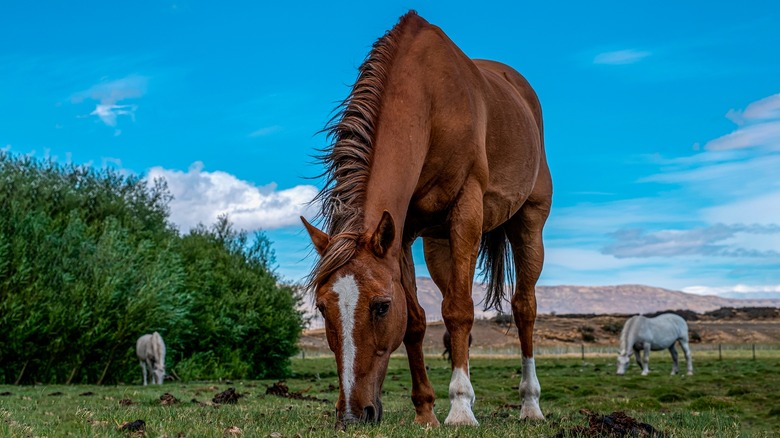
[{"x1": 2, "y1": 1, "x2": 779, "y2": 298}]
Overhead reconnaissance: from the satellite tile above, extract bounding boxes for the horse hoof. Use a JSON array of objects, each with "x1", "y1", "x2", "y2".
[
  {"x1": 444, "y1": 409, "x2": 479, "y2": 426},
  {"x1": 444, "y1": 417, "x2": 479, "y2": 426},
  {"x1": 414, "y1": 413, "x2": 440, "y2": 427},
  {"x1": 520, "y1": 405, "x2": 545, "y2": 421}
]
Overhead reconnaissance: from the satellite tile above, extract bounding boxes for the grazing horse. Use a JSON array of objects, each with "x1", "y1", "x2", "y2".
[
  {"x1": 136, "y1": 332, "x2": 166, "y2": 385},
  {"x1": 616, "y1": 314, "x2": 693, "y2": 376},
  {"x1": 302, "y1": 11, "x2": 551, "y2": 426},
  {"x1": 442, "y1": 330, "x2": 472, "y2": 362}
]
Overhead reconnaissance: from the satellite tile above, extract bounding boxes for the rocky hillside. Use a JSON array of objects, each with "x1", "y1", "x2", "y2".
[{"x1": 414, "y1": 277, "x2": 780, "y2": 319}]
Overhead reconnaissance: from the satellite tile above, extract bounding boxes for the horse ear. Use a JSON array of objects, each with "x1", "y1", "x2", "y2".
[
  {"x1": 370, "y1": 211, "x2": 395, "y2": 258},
  {"x1": 301, "y1": 216, "x2": 330, "y2": 255}
]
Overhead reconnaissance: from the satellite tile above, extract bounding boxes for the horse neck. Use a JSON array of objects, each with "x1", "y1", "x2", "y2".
[
  {"x1": 359, "y1": 35, "x2": 436, "y2": 245},
  {"x1": 619, "y1": 317, "x2": 638, "y2": 355}
]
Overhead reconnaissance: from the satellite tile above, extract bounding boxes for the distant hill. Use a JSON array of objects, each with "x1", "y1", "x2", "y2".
[
  {"x1": 303, "y1": 277, "x2": 780, "y2": 329},
  {"x1": 414, "y1": 277, "x2": 780, "y2": 319}
]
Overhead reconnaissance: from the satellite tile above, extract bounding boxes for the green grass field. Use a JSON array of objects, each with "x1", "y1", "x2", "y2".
[{"x1": 2, "y1": 354, "x2": 779, "y2": 437}]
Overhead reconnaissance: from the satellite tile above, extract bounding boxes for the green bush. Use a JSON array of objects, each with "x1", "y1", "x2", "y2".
[{"x1": 0, "y1": 152, "x2": 304, "y2": 384}]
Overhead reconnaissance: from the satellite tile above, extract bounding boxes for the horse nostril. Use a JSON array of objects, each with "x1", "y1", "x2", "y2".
[{"x1": 363, "y1": 405, "x2": 376, "y2": 422}]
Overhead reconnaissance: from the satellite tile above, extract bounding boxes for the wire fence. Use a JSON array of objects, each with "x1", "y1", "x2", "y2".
[{"x1": 297, "y1": 342, "x2": 780, "y2": 360}]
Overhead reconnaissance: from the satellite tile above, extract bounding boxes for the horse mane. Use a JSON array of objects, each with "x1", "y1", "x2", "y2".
[
  {"x1": 618, "y1": 315, "x2": 639, "y2": 355},
  {"x1": 307, "y1": 11, "x2": 424, "y2": 290}
]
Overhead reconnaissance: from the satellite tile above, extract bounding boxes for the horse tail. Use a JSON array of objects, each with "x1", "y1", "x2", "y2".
[{"x1": 478, "y1": 226, "x2": 514, "y2": 312}]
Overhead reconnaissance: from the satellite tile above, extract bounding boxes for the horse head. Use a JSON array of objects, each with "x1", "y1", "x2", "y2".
[
  {"x1": 303, "y1": 212, "x2": 407, "y2": 424},
  {"x1": 616, "y1": 352, "x2": 630, "y2": 375},
  {"x1": 153, "y1": 364, "x2": 166, "y2": 384}
]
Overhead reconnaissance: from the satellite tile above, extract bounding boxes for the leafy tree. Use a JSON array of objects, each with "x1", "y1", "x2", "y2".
[
  {"x1": 0, "y1": 152, "x2": 304, "y2": 383},
  {"x1": 174, "y1": 216, "x2": 304, "y2": 380}
]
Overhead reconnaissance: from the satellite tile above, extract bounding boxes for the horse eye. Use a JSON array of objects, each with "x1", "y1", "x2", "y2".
[{"x1": 374, "y1": 302, "x2": 390, "y2": 317}]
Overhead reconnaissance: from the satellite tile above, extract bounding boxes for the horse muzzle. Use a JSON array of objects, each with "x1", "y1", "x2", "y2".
[
  {"x1": 360, "y1": 399, "x2": 383, "y2": 422},
  {"x1": 338, "y1": 398, "x2": 384, "y2": 425}
]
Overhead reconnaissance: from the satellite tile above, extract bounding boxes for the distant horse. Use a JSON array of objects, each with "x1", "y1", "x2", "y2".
[
  {"x1": 136, "y1": 332, "x2": 166, "y2": 385},
  {"x1": 302, "y1": 10, "x2": 551, "y2": 426},
  {"x1": 442, "y1": 330, "x2": 472, "y2": 362},
  {"x1": 616, "y1": 314, "x2": 693, "y2": 376}
]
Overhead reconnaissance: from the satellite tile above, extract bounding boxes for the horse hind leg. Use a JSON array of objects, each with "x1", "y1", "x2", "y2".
[
  {"x1": 680, "y1": 339, "x2": 694, "y2": 375},
  {"x1": 505, "y1": 201, "x2": 550, "y2": 421},
  {"x1": 668, "y1": 344, "x2": 679, "y2": 375},
  {"x1": 633, "y1": 347, "x2": 642, "y2": 368}
]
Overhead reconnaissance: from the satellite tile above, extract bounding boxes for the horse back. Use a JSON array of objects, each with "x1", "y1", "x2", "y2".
[
  {"x1": 406, "y1": 38, "x2": 550, "y2": 232},
  {"x1": 636, "y1": 314, "x2": 689, "y2": 350}
]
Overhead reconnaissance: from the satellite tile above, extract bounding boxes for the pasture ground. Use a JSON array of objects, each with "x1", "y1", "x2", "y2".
[{"x1": 2, "y1": 353, "x2": 779, "y2": 437}]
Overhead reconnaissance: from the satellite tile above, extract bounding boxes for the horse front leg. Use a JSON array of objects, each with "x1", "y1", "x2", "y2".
[
  {"x1": 641, "y1": 344, "x2": 651, "y2": 376},
  {"x1": 401, "y1": 244, "x2": 439, "y2": 426},
  {"x1": 425, "y1": 193, "x2": 482, "y2": 425},
  {"x1": 669, "y1": 344, "x2": 679, "y2": 375},
  {"x1": 140, "y1": 360, "x2": 148, "y2": 386}
]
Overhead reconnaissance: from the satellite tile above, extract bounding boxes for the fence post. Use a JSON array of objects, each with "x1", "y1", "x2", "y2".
[
  {"x1": 753, "y1": 344, "x2": 756, "y2": 360},
  {"x1": 718, "y1": 344, "x2": 722, "y2": 361},
  {"x1": 581, "y1": 344, "x2": 585, "y2": 361}
]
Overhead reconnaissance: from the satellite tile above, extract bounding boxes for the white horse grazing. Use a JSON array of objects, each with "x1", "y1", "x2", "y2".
[
  {"x1": 617, "y1": 313, "x2": 693, "y2": 376},
  {"x1": 136, "y1": 332, "x2": 166, "y2": 385}
]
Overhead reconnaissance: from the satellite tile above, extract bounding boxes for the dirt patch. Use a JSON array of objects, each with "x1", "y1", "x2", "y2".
[
  {"x1": 265, "y1": 381, "x2": 329, "y2": 403},
  {"x1": 555, "y1": 409, "x2": 664, "y2": 437},
  {"x1": 79, "y1": 391, "x2": 95, "y2": 396},
  {"x1": 212, "y1": 388, "x2": 243, "y2": 404},
  {"x1": 190, "y1": 398, "x2": 214, "y2": 408},
  {"x1": 0, "y1": 391, "x2": 12, "y2": 396},
  {"x1": 159, "y1": 393, "x2": 179, "y2": 405},
  {"x1": 119, "y1": 419, "x2": 146, "y2": 432},
  {"x1": 47, "y1": 391, "x2": 64, "y2": 396},
  {"x1": 119, "y1": 399, "x2": 135, "y2": 406}
]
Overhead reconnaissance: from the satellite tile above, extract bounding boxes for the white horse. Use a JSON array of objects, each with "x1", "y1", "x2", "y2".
[
  {"x1": 616, "y1": 313, "x2": 693, "y2": 376},
  {"x1": 136, "y1": 332, "x2": 166, "y2": 385}
]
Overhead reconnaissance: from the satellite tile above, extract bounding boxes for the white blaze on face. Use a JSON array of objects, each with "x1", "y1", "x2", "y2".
[{"x1": 333, "y1": 275, "x2": 359, "y2": 413}]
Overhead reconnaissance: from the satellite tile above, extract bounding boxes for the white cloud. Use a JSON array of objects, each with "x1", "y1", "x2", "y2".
[
  {"x1": 705, "y1": 121, "x2": 780, "y2": 151},
  {"x1": 593, "y1": 49, "x2": 651, "y2": 65},
  {"x1": 146, "y1": 162, "x2": 319, "y2": 232},
  {"x1": 703, "y1": 191, "x2": 780, "y2": 226},
  {"x1": 704, "y1": 92, "x2": 780, "y2": 151},
  {"x1": 550, "y1": 92, "x2": 780, "y2": 292},
  {"x1": 73, "y1": 75, "x2": 147, "y2": 129},
  {"x1": 546, "y1": 247, "x2": 642, "y2": 271},
  {"x1": 726, "y1": 93, "x2": 780, "y2": 124},
  {"x1": 683, "y1": 284, "x2": 780, "y2": 296},
  {"x1": 602, "y1": 225, "x2": 780, "y2": 259},
  {"x1": 90, "y1": 104, "x2": 137, "y2": 127}
]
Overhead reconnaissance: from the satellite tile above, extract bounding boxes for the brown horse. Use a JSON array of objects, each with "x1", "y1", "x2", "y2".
[{"x1": 302, "y1": 11, "x2": 552, "y2": 426}]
